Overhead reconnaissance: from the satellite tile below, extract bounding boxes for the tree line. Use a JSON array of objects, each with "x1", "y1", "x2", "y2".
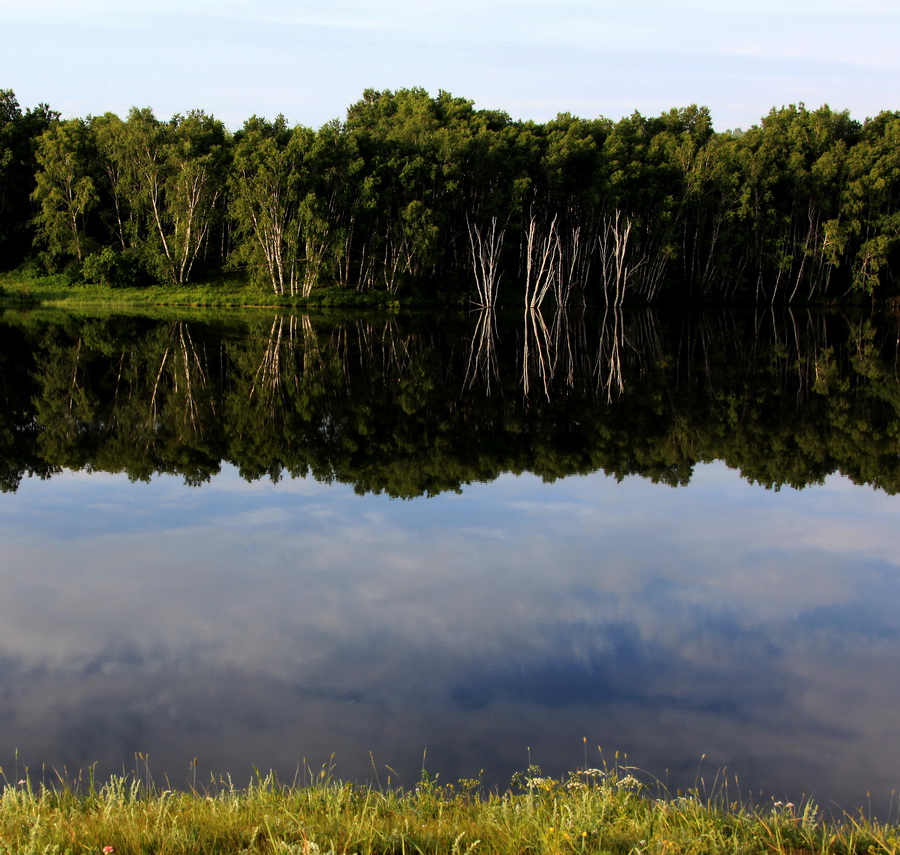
[{"x1": 2, "y1": 87, "x2": 899, "y2": 305}]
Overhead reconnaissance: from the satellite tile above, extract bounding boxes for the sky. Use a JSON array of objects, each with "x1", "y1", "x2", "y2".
[{"x1": 2, "y1": 0, "x2": 899, "y2": 132}]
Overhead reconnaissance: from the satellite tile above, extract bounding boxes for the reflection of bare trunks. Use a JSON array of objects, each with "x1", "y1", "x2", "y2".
[
  {"x1": 351, "y1": 316, "x2": 414, "y2": 394},
  {"x1": 250, "y1": 315, "x2": 299, "y2": 412},
  {"x1": 248, "y1": 313, "x2": 336, "y2": 410},
  {"x1": 469, "y1": 307, "x2": 668, "y2": 401},
  {"x1": 301, "y1": 314, "x2": 326, "y2": 377},
  {"x1": 522, "y1": 309, "x2": 554, "y2": 399},
  {"x1": 381, "y1": 316, "x2": 413, "y2": 376},
  {"x1": 467, "y1": 308, "x2": 666, "y2": 401},
  {"x1": 596, "y1": 309, "x2": 625, "y2": 402},
  {"x1": 550, "y1": 309, "x2": 589, "y2": 390},
  {"x1": 464, "y1": 309, "x2": 500, "y2": 395},
  {"x1": 68, "y1": 339, "x2": 83, "y2": 410},
  {"x1": 149, "y1": 322, "x2": 211, "y2": 431}
]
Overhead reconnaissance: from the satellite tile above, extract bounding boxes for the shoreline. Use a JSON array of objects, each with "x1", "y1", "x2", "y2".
[{"x1": 2, "y1": 765, "x2": 897, "y2": 854}]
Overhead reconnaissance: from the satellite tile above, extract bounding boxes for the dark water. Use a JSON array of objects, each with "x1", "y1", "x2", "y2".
[{"x1": 1, "y1": 307, "x2": 899, "y2": 815}]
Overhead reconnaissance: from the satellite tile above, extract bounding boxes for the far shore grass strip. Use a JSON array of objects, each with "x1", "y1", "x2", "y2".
[
  {"x1": 0, "y1": 271, "x2": 408, "y2": 310},
  {"x1": 1, "y1": 763, "x2": 898, "y2": 855}
]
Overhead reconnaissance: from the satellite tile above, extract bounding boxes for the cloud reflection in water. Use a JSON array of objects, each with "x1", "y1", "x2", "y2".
[{"x1": 0, "y1": 462, "x2": 898, "y2": 813}]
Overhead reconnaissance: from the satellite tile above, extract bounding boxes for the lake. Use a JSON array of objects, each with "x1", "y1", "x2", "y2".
[{"x1": 1, "y1": 306, "x2": 899, "y2": 815}]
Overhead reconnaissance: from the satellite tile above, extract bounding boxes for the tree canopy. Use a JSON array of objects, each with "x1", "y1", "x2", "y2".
[{"x1": 2, "y1": 88, "x2": 899, "y2": 305}]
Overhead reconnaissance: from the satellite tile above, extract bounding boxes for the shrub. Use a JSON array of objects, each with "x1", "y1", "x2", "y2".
[{"x1": 81, "y1": 247, "x2": 147, "y2": 288}]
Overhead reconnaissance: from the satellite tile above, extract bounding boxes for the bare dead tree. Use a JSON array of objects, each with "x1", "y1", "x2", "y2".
[
  {"x1": 596, "y1": 210, "x2": 674, "y2": 305},
  {"x1": 552, "y1": 222, "x2": 591, "y2": 308},
  {"x1": 466, "y1": 215, "x2": 506, "y2": 307},
  {"x1": 597, "y1": 210, "x2": 638, "y2": 307},
  {"x1": 523, "y1": 212, "x2": 560, "y2": 309}
]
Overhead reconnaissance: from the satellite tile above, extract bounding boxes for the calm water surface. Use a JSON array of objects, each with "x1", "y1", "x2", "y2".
[{"x1": 1, "y1": 308, "x2": 899, "y2": 814}]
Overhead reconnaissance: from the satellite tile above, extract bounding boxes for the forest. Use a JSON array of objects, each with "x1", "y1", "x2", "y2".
[{"x1": 1, "y1": 87, "x2": 899, "y2": 306}]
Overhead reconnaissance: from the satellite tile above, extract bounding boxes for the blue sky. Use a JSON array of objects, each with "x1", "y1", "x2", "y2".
[{"x1": 3, "y1": 0, "x2": 898, "y2": 131}]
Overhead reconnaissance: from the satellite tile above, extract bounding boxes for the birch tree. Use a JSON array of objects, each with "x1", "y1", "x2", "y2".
[
  {"x1": 110, "y1": 107, "x2": 228, "y2": 285},
  {"x1": 31, "y1": 118, "x2": 98, "y2": 263},
  {"x1": 229, "y1": 116, "x2": 305, "y2": 295}
]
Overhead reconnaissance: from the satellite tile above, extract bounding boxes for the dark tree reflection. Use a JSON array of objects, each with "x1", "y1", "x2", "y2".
[{"x1": 1, "y1": 308, "x2": 899, "y2": 496}]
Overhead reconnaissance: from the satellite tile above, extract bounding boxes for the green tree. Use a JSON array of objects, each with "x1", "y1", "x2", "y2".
[
  {"x1": 0, "y1": 90, "x2": 59, "y2": 269},
  {"x1": 734, "y1": 104, "x2": 859, "y2": 302},
  {"x1": 163, "y1": 110, "x2": 230, "y2": 284},
  {"x1": 31, "y1": 117, "x2": 99, "y2": 263},
  {"x1": 107, "y1": 107, "x2": 229, "y2": 285},
  {"x1": 834, "y1": 112, "x2": 900, "y2": 298},
  {"x1": 229, "y1": 116, "x2": 316, "y2": 296}
]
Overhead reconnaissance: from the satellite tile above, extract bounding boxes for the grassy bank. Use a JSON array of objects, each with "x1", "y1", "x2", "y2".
[
  {"x1": 0, "y1": 271, "x2": 408, "y2": 311},
  {"x1": 1, "y1": 764, "x2": 897, "y2": 855}
]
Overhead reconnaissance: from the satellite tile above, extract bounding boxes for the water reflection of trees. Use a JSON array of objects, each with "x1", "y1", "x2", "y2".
[
  {"x1": 2, "y1": 308, "x2": 899, "y2": 496},
  {"x1": 465, "y1": 308, "x2": 659, "y2": 402}
]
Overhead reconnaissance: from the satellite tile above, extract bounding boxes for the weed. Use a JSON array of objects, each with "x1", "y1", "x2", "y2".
[{"x1": 0, "y1": 758, "x2": 897, "y2": 855}]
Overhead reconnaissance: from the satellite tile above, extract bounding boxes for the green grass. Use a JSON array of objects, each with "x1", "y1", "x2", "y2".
[
  {"x1": 0, "y1": 270, "x2": 408, "y2": 311},
  {"x1": 1, "y1": 760, "x2": 897, "y2": 855},
  {"x1": 0, "y1": 269, "x2": 277, "y2": 309}
]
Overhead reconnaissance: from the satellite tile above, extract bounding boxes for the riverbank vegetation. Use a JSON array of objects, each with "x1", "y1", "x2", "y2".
[
  {"x1": 1, "y1": 762, "x2": 898, "y2": 855},
  {"x1": 2, "y1": 88, "x2": 899, "y2": 308}
]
